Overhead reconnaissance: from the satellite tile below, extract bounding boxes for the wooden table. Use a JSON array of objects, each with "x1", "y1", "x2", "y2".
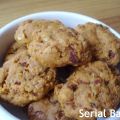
[{"x1": 0, "y1": 0, "x2": 120, "y2": 33}]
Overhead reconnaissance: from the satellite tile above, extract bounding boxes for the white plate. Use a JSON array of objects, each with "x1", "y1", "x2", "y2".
[{"x1": 0, "y1": 11, "x2": 120, "y2": 120}]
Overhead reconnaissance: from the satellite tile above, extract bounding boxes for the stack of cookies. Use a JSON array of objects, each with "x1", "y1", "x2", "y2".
[{"x1": 0, "y1": 20, "x2": 120, "y2": 120}]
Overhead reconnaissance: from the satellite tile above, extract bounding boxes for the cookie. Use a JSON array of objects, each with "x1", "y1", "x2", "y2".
[
  {"x1": 0, "y1": 47, "x2": 56, "y2": 106},
  {"x1": 15, "y1": 20, "x2": 64, "y2": 44},
  {"x1": 55, "y1": 61, "x2": 120, "y2": 120},
  {"x1": 28, "y1": 93, "x2": 75, "y2": 120},
  {"x1": 5, "y1": 42, "x2": 25, "y2": 61},
  {"x1": 17, "y1": 20, "x2": 91, "y2": 67},
  {"x1": 75, "y1": 23, "x2": 120, "y2": 66}
]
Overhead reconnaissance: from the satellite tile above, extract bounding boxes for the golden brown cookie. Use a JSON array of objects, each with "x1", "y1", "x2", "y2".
[
  {"x1": 28, "y1": 93, "x2": 75, "y2": 120},
  {"x1": 5, "y1": 42, "x2": 25, "y2": 61},
  {"x1": 17, "y1": 20, "x2": 91, "y2": 67},
  {"x1": 15, "y1": 20, "x2": 64, "y2": 44},
  {"x1": 0, "y1": 47, "x2": 56, "y2": 106},
  {"x1": 55, "y1": 61, "x2": 120, "y2": 120},
  {"x1": 75, "y1": 23, "x2": 120, "y2": 66}
]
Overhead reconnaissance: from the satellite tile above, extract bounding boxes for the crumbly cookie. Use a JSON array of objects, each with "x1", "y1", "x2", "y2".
[
  {"x1": 17, "y1": 20, "x2": 91, "y2": 67},
  {"x1": 0, "y1": 48, "x2": 56, "y2": 106},
  {"x1": 75, "y1": 23, "x2": 120, "y2": 66},
  {"x1": 14, "y1": 20, "x2": 64, "y2": 44},
  {"x1": 5, "y1": 42, "x2": 25, "y2": 61},
  {"x1": 55, "y1": 61, "x2": 120, "y2": 120},
  {"x1": 28, "y1": 93, "x2": 75, "y2": 120}
]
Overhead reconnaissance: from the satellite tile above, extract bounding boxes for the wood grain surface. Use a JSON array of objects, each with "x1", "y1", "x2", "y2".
[{"x1": 0, "y1": 0, "x2": 120, "y2": 33}]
